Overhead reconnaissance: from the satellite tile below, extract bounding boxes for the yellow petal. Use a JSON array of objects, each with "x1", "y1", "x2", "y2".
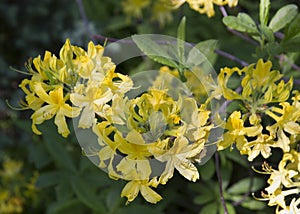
[
  {"x1": 54, "y1": 113, "x2": 70, "y2": 137},
  {"x1": 121, "y1": 181, "x2": 140, "y2": 204},
  {"x1": 140, "y1": 184, "x2": 162, "y2": 204}
]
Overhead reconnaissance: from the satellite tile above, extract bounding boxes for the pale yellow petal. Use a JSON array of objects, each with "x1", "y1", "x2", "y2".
[
  {"x1": 121, "y1": 181, "x2": 140, "y2": 204},
  {"x1": 54, "y1": 113, "x2": 70, "y2": 137},
  {"x1": 140, "y1": 184, "x2": 162, "y2": 204}
]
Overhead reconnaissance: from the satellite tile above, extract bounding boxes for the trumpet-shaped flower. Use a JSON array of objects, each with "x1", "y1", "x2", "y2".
[
  {"x1": 31, "y1": 83, "x2": 81, "y2": 137},
  {"x1": 70, "y1": 84, "x2": 113, "y2": 128},
  {"x1": 258, "y1": 151, "x2": 300, "y2": 212},
  {"x1": 121, "y1": 178, "x2": 162, "y2": 204},
  {"x1": 218, "y1": 111, "x2": 262, "y2": 152},
  {"x1": 171, "y1": 0, "x2": 238, "y2": 17}
]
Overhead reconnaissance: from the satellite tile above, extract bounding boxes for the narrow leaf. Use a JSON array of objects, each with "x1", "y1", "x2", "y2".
[
  {"x1": 269, "y1": 4, "x2": 298, "y2": 32},
  {"x1": 284, "y1": 14, "x2": 300, "y2": 40},
  {"x1": 177, "y1": 16, "x2": 186, "y2": 65},
  {"x1": 241, "y1": 199, "x2": 266, "y2": 210},
  {"x1": 260, "y1": 0, "x2": 270, "y2": 26}
]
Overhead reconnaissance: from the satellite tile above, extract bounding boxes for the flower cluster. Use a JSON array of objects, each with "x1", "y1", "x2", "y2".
[
  {"x1": 19, "y1": 39, "x2": 132, "y2": 137},
  {"x1": 0, "y1": 157, "x2": 38, "y2": 213},
  {"x1": 216, "y1": 59, "x2": 299, "y2": 161},
  {"x1": 257, "y1": 150, "x2": 300, "y2": 213},
  {"x1": 122, "y1": 0, "x2": 173, "y2": 26},
  {"x1": 171, "y1": 0, "x2": 238, "y2": 17},
  {"x1": 19, "y1": 39, "x2": 213, "y2": 204}
]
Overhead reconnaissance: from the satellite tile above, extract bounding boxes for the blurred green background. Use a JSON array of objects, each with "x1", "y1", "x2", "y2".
[{"x1": 0, "y1": 0, "x2": 299, "y2": 213}]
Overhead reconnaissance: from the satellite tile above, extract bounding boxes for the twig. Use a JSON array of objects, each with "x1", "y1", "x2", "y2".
[
  {"x1": 215, "y1": 49, "x2": 249, "y2": 67},
  {"x1": 75, "y1": 0, "x2": 95, "y2": 42},
  {"x1": 215, "y1": 152, "x2": 228, "y2": 214}
]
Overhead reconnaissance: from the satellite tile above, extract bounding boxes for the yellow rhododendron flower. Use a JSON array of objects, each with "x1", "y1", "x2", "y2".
[
  {"x1": 31, "y1": 83, "x2": 81, "y2": 137},
  {"x1": 92, "y1": 80, "x2": 212, "y2": 203},
  {"x1": 121, "y1": 178, "x2": 162, "y2": 204},
  {"x1": 218, "y1": 111, "x2": 262, "y2": 151},
  {"x1": 266, "y1": 102, "x2": 300, "y2": 152},
  {"x1": 71, "y1": 85, "x2": 113, "y2": 128},
  {"x1": 152, "y1": 136, "x2": 203, "y2": 184},
  {"x1": 171, "y1": 0, "x2": 238, "y2": 17},
  {"x1": 257, "y1": 151, "x2": 300, "y2": 212},
  {"x1": 217, "y1": 59, "x2": 293, "y2": 114},
  {"x1": 122, "y1": 0, "x2": 151, "y2": 18}
]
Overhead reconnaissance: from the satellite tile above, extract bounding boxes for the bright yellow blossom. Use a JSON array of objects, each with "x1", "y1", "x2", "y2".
[
  {"x1": 258, "y1": 151, "x2": 300, "y2": 212},
  {"x1": 218, "y1": 111, "x2": 262, "y2": 151},
  {"x1": 171, "y1": 0, "x2": 238, "y2": 17},
  {"x1": 121, "y1": 178, "x2": 162, "y2": 204},
  {"x1": 31, "y1": 83, "x2": 81, "y2": 137},
  {"x1": 122, "y1": 0, "x2": 151, "y2": 18}
]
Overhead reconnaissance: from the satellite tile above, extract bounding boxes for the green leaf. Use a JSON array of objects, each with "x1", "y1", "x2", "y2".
[
  {"x1": 241, "y1": 199, "x2": 266, "y2": 210},
  {"x1": 223, "y1": 13, "x2": 258, "y2": 34},
  {"x1": 259, "y1": 25, "x2": 275, "y2": 42},
  {"x1": 227, "y1": 177, "x2": 264, "y2": 194},
  {"x1": 199, "y1": 158, "x2": 215, "y2": 180},
  {"x1": 200, "y1": 202, "x2": 218, "y2": 214},
  {"x1": 259, "y1": 0, "x2": 270, "y2": 26},
  {"x1": 224, "y1": 149, "x2": 248, "y2": 168},
  {"x1": 281, "y1": 36, "x2": 300, "y2": 52},
  {"x1": 132, "y1": 35, "x2": 178, "y2": 68},
  {"x1": 40, "y1": 121, "x2": 77, "y2": 172},
  {"x1": 269, "y1": 4, "x2": 298, "y2": 32},
  {"x1": 177, "y1": 16, "x2": 186, "y2": 65},
  {"x1": 186, "y1": 40, "x2": 218, "y2": 66},
  {"x1": 71, "y1": 176, "x2": 107, "y2": 213},
  {"x1": 28, "y1": 143, "x2": 51, "y2": 169},
  {"x1": 285, "y1": 14, "x2": 300, "y2": 40},
  {"x1": 193, "y1": 193, "x2": 214, "y2": 205},
  {"x1": 36, "y1": 171, "x2": 61, "y2": 188},
  {"x1": 46, "y1": 199, "x2": 85, "y2": 214},
  {"x1": 43, "y1": 134, "x2": 77, "y2": 173},
  {"x1": 56, "y1": 178, "x2": 74, "y2": 201},
  {"x1": 219, "y1": 203, "x2": 236, "y2": 214}
]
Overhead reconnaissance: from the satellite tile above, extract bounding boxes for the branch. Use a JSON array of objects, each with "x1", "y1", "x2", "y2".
[
  {"x1": 215, "y1": 49, "x2": 249, "y2": 67},
  {"x1": 75, "y1": 0, "x2": 95, "y2": 42},
  {"x1": 215, "y1": 152, "x2": 228, "y2": 214}
]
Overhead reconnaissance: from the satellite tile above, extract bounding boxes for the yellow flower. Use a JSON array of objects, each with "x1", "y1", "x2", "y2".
[
  {"x1": 121, "y1": 178, "x2": 162, "y2": 204},
  {"x1": 217, "y1": 59, "x2": 293, "y2": 114},
  {"x1": 70, "y1": 84, "x2": 113, "y2": 128},
  {"x1": 258, "y1": 151, "x2": 300, "y2": 211},
  {"x1": 171, "y1": 0, "x2": 238, "y2": 17},
  {"x1": 243, "y1": 134, "x2": 277, "y2": 161},
  {"x1": 31, "y1": 83, "x2": 81, "y2": 137},
  {"x1": 151, "y1": 0, "x2": 173, "y2": 26},
  {"x1": 266, "y1": 102, "x2": 300, "y2": 152},
  {"x1": 152, "y1": 136, "x2": 203, "y2": 184},
  {"x1": 218, "y1": 111, "x2": 262, "y2": 151},
  {"x1": 122, "y1": 0, "x2": 151, "y2": 18},
  {"x1": 0, "y1": 159, "x2": 23, "y2": 179},
  {"x1": 277, "y1": 198, "x2": 300, "y2": 214}
]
